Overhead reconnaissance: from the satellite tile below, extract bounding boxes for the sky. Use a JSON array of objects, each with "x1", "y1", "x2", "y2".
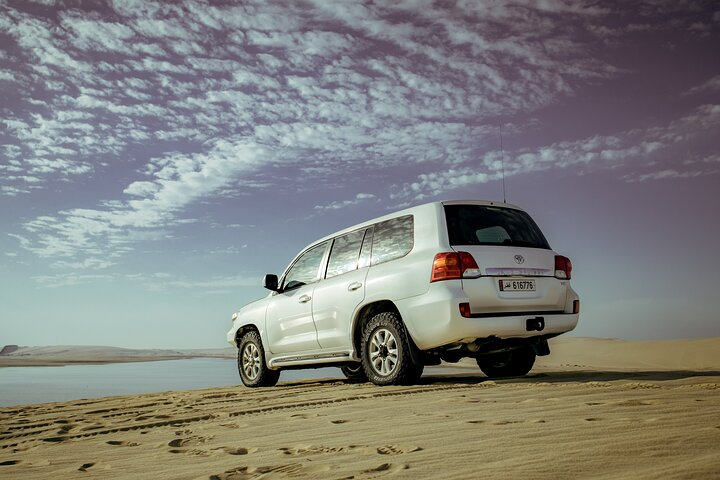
[{"x1": 1, "y1": 0, "x2": 719, "y2": 349}]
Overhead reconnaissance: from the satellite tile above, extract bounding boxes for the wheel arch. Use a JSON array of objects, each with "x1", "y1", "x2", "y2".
[
  {"x1": 234, "y1": 323, "x2": 260, "y2": 345},
  {"x1": 351, "y1": 300, "x2": 400, "y2": 357},
  {"x1": 351, "y1": 300, "x2": 426, "y2": 368}
]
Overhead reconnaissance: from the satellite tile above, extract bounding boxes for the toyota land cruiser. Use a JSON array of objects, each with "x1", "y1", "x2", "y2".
[{"x1": 227, "y1": 200, "x2": 579, "y2": 387}]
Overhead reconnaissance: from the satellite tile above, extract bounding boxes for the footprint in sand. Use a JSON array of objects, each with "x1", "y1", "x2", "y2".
[
  {"x1": 279, "y1": 445, "x2": 364, "y2": 456},
  {"x1": 492, "y1": 420, "x2": 522, "y2": 425},
  {"x1": 106, "y1": 440, "x2": 140, "y2": 447},
  {"x1": 168, "y1": 435, "x2": 213, "y2": 448},
  {"x1": 616, "y1": 399, "x2": 655, "y2": 407},
  {"x1": 167, "y1": 435, "x2": 214, "y2": 455},
  {"x1": 210, "y1": 463, "x2": 330, "y2": 480},
  {"x1": 289, "y1": 413, "x2": 322, "y2": 420},
  {"x1": 360, "y1": 463, "x2": 409, "y2": 477},
  {"x1": 212, "y1": 446, "x2": 257, "y2": 456},
  {"x1": 376, "y1": 445, "x2": 423, "y2": 455}
]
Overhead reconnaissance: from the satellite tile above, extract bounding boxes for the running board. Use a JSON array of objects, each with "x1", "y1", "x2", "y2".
[{"x1": 269, "y1": 351, "x2": 353, "y2": 368}]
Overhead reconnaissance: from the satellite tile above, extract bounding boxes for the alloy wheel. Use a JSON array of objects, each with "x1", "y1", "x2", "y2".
[
  {"x1": 369, "y1": 328, "x2": 398, "y2": 376},
  {"x1": 242, "y1": 342, "x2": 261, "y2": 380}
]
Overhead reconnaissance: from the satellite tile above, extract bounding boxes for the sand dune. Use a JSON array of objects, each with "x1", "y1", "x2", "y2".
[{"x1": 1, "y1": 337, "x2": 719, "y2": 479}]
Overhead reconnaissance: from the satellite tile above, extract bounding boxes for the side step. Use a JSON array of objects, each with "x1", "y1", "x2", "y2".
[{"x1": 269, "y1": 352, "x2": 353, "y2": 368}]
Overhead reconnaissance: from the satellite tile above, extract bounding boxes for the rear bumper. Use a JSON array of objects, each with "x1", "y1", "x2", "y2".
[{"x1": 396, "y1": 281, "x2": 579, "y2": 350}]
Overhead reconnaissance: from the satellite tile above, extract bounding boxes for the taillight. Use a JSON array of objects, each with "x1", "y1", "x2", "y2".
[
  {"x1": 431, "y1": 252, "x2": 480, "y2": 282},
  {"x1": 555, "y1": 255, "x2": 572, "y2": 279}
]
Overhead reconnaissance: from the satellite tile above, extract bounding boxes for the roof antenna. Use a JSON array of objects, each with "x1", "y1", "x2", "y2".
[{"x1": 499, "y1": 130, "x2": 507, "y2": 203}]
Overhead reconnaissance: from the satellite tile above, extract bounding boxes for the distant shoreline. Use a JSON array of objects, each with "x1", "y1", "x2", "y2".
[{"x1": 0, "y1": 345, "x2": 235, "y2": 368}]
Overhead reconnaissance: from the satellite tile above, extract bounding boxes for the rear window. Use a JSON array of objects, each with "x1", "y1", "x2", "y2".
[{"x1": 444, "y1": 205, "x2": 550, "y2": 249}]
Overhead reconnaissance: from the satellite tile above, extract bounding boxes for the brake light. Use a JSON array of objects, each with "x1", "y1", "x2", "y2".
[
  {"x1": 431, "y1": 252, "x2": 480, "y2": 282},
  {"x1": 555, "y1": 255, "x2": 572, "y2": 279}
]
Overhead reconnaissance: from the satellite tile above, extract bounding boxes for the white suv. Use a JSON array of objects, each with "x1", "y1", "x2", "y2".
[{"x1": 227, "y1": 200, "x2": 579, "y2": 387}]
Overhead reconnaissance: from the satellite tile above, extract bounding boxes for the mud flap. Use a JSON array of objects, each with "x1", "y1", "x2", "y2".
[
  {"x1": 532, "y1": 338, "x2": 551, "y2": 357},
  {"x1": 401, "y1": 327, "x2": 440, "y2": 366}
]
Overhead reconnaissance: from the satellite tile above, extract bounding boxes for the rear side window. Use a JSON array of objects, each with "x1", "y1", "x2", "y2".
[
  {"x1": 325, "y1": 228, "x2": 368, "y2": 279},
  {"x1": 371, "y1": 215, "x2": 414, "y2": 265},
  {"x1": 444, "y1": 205, "x2": 550, "y2": 249}
]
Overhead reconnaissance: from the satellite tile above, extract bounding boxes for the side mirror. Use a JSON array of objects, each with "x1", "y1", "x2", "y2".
[{"x1": 263, "y1": 274, "x2": 279, "y2": 292}]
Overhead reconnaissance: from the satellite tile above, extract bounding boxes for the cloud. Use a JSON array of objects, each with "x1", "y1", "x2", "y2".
[
  {"x1": 1, "y1": 0, "x2": 629, "y2": 198},
  {"x1": 18, "y1": 141, "x2": 267, "y2": 260},
  {"x1": 393, "y1": 104, "x2": 720, "y2": 199},
  {"x1": 621, "y1": 169, "x2": 707, "y2": 183},
  {"x1": 33, "y1": 273, "x2": 116, "y2": 288},
  {"x1": 315, "y1": 193, "x2": 376, "y2": 211}
]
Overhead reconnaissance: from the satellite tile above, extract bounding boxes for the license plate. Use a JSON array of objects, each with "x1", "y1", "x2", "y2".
[{"x1": 499, "y1": 279, "x2": 536, "y2": 292}]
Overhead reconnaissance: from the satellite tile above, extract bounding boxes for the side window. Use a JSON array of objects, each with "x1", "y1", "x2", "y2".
[
  {"x1": 325, "y1": 228, "x2": 367, "y2": 279},
  {"x1": 371, "y1": 215, "x2": 414, "y2": 266},
  {"x1": 282, "y1": 242, "x2": 328, "y2": 291}
]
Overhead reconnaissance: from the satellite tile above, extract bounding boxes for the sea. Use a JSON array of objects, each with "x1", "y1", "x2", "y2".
[{"x1": 0, "y1": 358, "x2": 342, "y2": 407}]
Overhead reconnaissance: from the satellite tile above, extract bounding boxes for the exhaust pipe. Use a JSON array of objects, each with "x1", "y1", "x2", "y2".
[{"x1": 526, "y1": 317, "x2": 545, "y2": 332}]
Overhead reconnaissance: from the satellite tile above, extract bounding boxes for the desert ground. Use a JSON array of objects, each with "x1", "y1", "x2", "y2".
[{"x1": 1, "y1": 337, "x2": 719, "y2": 479}]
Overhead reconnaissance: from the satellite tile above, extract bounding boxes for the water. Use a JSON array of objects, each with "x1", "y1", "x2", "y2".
[{"x1": 0, "y1": 359, "x2": 342, "y2": 407}]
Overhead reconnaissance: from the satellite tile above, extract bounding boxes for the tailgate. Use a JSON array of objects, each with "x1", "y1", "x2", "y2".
[{"x1": 457, "y1": 246, "x2": 567, "y2": 314}]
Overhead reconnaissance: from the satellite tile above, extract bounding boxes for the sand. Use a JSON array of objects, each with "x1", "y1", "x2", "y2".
[{"x1": 1, "y1": 337, "x2": 719, "y2": 479}]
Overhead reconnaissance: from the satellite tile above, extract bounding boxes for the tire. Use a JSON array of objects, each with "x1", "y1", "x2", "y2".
[
  {"x1": 237, "y1": 330, "x2": 280, "y2": 387},
  {"x1": 476, "y1": 347, "x2": 536, "y2": 378},
  {"x1": 361, "y1": 311, "x2": 424, "y2": 386},
  {"x1": 340, "y1": 363, "x2": 368, "y2": 382}
]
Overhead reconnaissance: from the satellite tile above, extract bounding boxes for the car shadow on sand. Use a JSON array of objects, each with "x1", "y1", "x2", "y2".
[
  {"x1": 417, "y1": 369, "x2": 720, "y2": 385},
  {"x1": 276, "y1": 368, "x2": 720, "y2": 388}
]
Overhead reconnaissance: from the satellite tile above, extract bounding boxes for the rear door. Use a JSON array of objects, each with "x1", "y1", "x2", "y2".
[
  {"x1": 443, "y1": 204, "x2": 567, "y2": 313},
  {"x1": 312, "y1": 227, "x2": 372, "y2": 350}
]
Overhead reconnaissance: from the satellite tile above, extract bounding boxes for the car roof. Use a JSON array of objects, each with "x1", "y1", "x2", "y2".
[{"x1": 310, "y1": 199, "x2": 524, "y2": 247}]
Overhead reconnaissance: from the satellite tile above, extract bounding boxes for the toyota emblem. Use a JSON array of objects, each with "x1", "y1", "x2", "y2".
[{"x1": 514, "y1": 254, "x2": 525, "y2": 264}]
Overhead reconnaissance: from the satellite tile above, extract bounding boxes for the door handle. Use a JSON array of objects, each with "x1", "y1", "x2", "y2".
[
  {"x1": 347, "y1": 282, "x2": 362, "y2": 291},
  {"x1": 298, "y1": 294, "x2": 311, "y2": 303}
]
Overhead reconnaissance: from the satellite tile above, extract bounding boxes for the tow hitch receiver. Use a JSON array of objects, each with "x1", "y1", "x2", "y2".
[{"x1": 526, "y1": 317, "x2": 545, "y2": 332}]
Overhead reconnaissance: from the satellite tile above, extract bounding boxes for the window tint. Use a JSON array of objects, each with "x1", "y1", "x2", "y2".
[
  {"x1": 444, "y1": 205, "x2": 550, "y2": 249},
  {"x1": 371, "y1": 215, "x2": 414, "y2": 265},
  {"x1": 283, "y1": 242, "x2": 328, "y2": 291},
  {"x1": 326, "y1": 229, "x2": 367, "y2": 279}
]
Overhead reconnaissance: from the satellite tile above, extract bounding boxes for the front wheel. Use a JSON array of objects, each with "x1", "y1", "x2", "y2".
[
  {"x1": 361, "y1": 311, "x2": 423, "y2": 386},
  {"x1": 476, "y1": 347, "x2": 536, "y2": 378},
  {"x1": 237, "y1": 331, "x2": 280, "y2": 387}
]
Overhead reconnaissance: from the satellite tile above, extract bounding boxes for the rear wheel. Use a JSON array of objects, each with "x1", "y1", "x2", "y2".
[
  {"x1": 340, "y1": 363, "x2": 367, "y2": 382},
  {"x1": 237, "y1": 331, "x2": 280, "y2": 387},
  {"x1": 361, "y1": 311, "x2": 423, "y2": 386},
  {"x1": 476, "y1": 347, "x2": 536, "y2": 378}
]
